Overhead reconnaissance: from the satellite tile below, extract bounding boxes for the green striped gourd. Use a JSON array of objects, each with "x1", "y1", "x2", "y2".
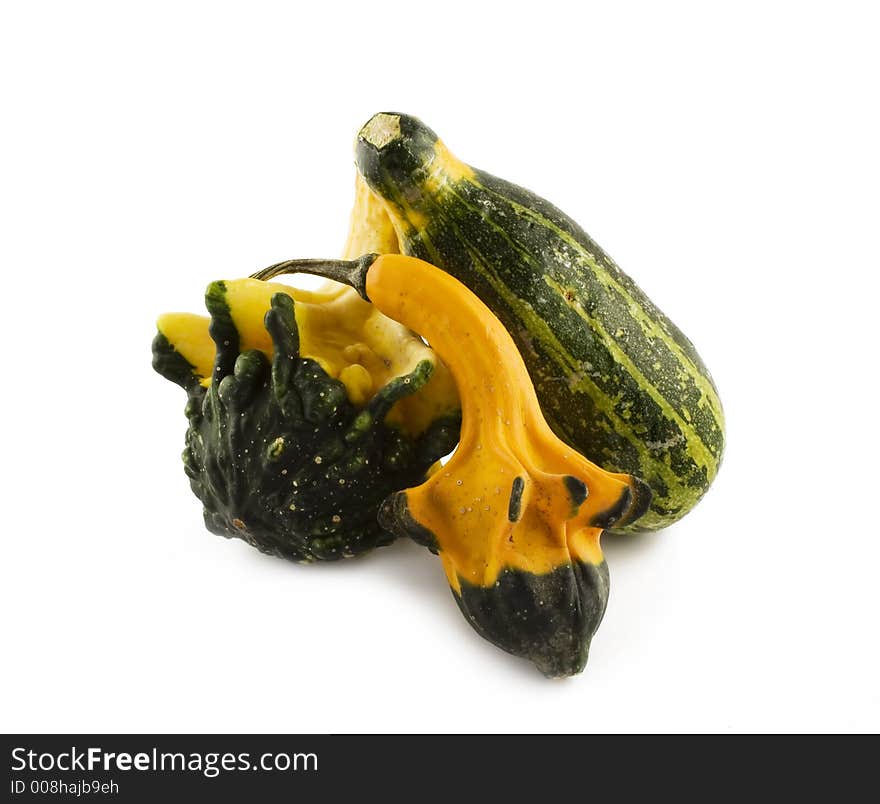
[{"x1": 345, "y1": 112, "x2": 724, "y2": 532}]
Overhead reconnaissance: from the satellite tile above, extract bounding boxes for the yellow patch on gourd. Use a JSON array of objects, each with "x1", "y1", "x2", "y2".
[
  {"x1": 156, "y1": 277, "x2": 459, "y2": 437},
  {"x1": 423, "y1": 139, "x2": 475, "y2": 191},
  {"x1": 343, "y1": 173, "x2": 401, "y2": 259}
]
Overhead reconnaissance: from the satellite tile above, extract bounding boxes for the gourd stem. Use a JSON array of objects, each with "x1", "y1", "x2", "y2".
[{"x1": 250, "y1": 254, "x2": 378, "y2": 299}]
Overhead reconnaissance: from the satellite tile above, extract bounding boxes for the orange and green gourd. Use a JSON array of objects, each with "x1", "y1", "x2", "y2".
[{"x1": 254, "y1": 253, "x2": 651, "y2": 676}]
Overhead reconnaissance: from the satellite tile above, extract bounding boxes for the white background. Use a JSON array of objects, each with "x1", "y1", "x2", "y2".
[{"x1": 2, "y1": 1, "x2": 878, "y2": 734}]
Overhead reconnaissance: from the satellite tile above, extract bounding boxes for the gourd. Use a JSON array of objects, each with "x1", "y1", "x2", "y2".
[
  {"x1": 346, "y1": 112, "x2": 725, "y2": 533},
  {"x1": 152, "y1": 268, "x2": 460, "y2": 561},
  {"x1": 253, "y1": 253, "x2": 650, "y2": 676}
]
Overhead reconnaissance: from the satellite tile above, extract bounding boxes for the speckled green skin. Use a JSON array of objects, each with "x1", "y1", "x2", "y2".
[
  {"x1": 152, "y1": 285, "x2": 460, "y2": 561},
  {"x1": 456, "y1": 561, "x2": 610, "y2": 678},
  {"x1": 355, "y1": 113, "x2": 725, "y2": 532}
]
